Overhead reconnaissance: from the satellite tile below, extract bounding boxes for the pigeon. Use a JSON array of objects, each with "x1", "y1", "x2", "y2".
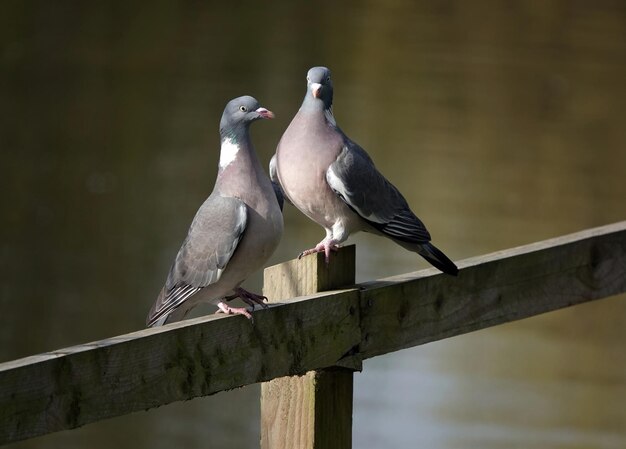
[
  {"x1": 147, "y1": 95, "x2": 284, "y2": 327},
  {"x1": 269, "y1": 157, "x2": 285, "y2": 211},
  {"x1": 273, "y1": 67, "x2": 458, "y2": 275}
]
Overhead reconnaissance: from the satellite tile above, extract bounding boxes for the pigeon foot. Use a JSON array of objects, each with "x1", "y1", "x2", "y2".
[
  {"x1": 234, "y1": 287, "x2": 269, "y2": 309},
  {"x1": 298, "y1": 240, "x2": 340, "y2": 264},
  {"x1": 216, "y1": 301, "x2": 253, "y2": 320}
]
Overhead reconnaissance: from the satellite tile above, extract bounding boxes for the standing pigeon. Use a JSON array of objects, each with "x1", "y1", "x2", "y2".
[
  {"x1": 273, "y1": 67, "x2": 458, "y2": 275},
  {"x1": 147, "y1": 96, "x2": 284, "y2": 327}
]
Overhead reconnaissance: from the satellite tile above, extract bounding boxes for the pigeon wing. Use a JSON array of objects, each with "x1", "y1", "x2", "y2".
[
  {"x1": 269, "y1": 153, "x2": 286, "y2": 211},
  {"x1": 147, "y1": 194, "x2": 247, "y2": 326},
  {"x1": 326, "y1": 142, "x2": 431, "y2": 244}
]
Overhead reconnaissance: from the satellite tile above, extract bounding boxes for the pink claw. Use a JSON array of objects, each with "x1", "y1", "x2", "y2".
[
  {"x1": 216, "y1": 301, "x2": 253, "y2": 320},
  {"x1": 298, "y1": 240, "x2": 340, "y2": 264}
]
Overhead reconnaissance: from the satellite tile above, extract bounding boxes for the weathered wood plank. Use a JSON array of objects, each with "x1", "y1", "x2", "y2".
[
  {"x1": 260, "y1": 246, "x2": 356, "y2": 449},
  {"x1": 358, "y1": 221, "x2": 626, "y2": 359},
  {"x1": 311, "y1": 368, "x2": 354, "y2": 449},
  {"x1": 263, "y1": 245, "x2": 356, "y2": 299},
  {"x1": 0, "y1": 221, "x2": 624, "y2": 445},
  {"x1": 0, "y1": 288, "x2": 360, "y2": 445},
  {"x1": 259, "y1": 368, "x2": 354, "y2": 449}
]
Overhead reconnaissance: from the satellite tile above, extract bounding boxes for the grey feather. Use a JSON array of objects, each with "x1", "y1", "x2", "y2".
[
  {"x1": 269, "y1": 153, "x2": 279, "y2": 184},
  {"x1": 147, "y1": 196, "x2": 247, "y2": 327},
  {"x1": 327, "y1": 144, "x2": 431, "y2": 244},
  {"x1": 147, "y1": 95, "x2": 283, "y2": 326},
  {"x1": 166, "y1": 196, "x2": 247, "y2": 290},
  {"x1": 272, "y1": 182, "x2": 285, "y2": 211},
  {"x1": 275, "y1": 66, "x2": 457, "y2": 275},
  {"x1": 269, "y1": 153, "x2": 285, "y2": 211}
]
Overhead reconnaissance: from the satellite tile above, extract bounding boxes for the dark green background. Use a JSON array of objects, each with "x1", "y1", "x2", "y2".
[{"x1": 1, "y1": 1, "x2": 625, "y2": 448}]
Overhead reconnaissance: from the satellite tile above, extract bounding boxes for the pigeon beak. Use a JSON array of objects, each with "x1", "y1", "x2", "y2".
[
  {"x1": 255, "y1": 107, "x2": 275, "y2": 119},
  {"x1": 310, "y1": 83, "x2": 322, "y2": 98}
]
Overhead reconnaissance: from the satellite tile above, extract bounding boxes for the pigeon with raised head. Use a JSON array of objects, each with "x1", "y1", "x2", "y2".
[
  {"x1": 273, "y1": 67, "x2": 457, "y2": 275},
  {"x1": 147, "y1": 96, "x2": 284, "y2": 327}
]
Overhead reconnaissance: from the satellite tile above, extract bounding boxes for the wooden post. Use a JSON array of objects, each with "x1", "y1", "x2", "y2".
[{"x1": 261, "y1": 246, "x2": 356, "y2": 449}]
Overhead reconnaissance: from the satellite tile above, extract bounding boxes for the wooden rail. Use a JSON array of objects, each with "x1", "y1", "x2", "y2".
[{"x1": 0, "y1": 221, "x2": 625, "y2": 446}]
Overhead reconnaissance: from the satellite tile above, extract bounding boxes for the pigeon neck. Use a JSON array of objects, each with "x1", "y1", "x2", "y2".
[
  {"x1": 219, "y1": 123, "x2": 249, "y2": 144},
  {"x1": 216, "y1": 131, "x2": 266, "y2": 198},
  {"x1": 217, "y1": 127, "x2": 263, "y2": 181},
  {"x1": 300, "y1": 96, "x2": 336, "y2": 127},
  {"x1": 300, "y1": 93, "x2": 332, "y2": 113}
]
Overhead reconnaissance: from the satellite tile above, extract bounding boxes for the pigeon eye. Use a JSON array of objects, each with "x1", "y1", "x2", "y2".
[
  {"x1": 239, "y1": 106, "x2": 247, "y2": 112},
  {"x1": 306, "y1": 76, "x2": 310, "y2": 82},
  {"x1": 326, "y1": 76, "x2": 331, "y2": 82}
]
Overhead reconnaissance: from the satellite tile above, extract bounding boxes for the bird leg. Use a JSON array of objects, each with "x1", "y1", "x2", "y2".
[
  {"x1": 234, "y1": 287, "x2": 269, "y2": 309},
  {"x1": 216, "y1": 301, "x2": 253, "y2": 320},
  {"x1": 298, "y1": 239, "x2": 340, "y2": 264},
  {"x1": 215, "y1": 288, "x2": 268, "y2": 320}
]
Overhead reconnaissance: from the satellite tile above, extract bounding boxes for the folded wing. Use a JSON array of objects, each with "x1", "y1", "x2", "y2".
[
  {"x1": 326, "y1": 142, "x2": 431, "y2": 244},
  {"x1": 147, "y1": 194, "x2": 247, "y2": 326}
]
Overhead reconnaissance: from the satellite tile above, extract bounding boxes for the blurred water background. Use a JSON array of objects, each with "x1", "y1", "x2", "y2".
[{"x1": 1, "y1": 1, "x2": 625, "y2": 448}]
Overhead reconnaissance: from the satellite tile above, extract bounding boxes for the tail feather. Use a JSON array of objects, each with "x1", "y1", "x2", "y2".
[{"x1": 418, "y1": 242, "x2": 459, "y2": 276}]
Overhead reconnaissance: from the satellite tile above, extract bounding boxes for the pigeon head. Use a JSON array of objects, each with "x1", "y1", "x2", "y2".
[
  {"x1": 305, "y1": 66, "x2": 333, "y2": 109},
  {"x1": 220, "y1": 95, "x2": 274, "y2": 137}
]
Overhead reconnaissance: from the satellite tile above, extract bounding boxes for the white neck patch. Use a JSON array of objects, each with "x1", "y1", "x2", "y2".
[{"x1": 219, "y1": 138, "x2": 240, "y2": 169}]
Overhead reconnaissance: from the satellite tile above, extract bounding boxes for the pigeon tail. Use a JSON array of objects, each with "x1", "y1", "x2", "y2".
[{"x1": 418, "y1": 242, "x2": 459, "y2": 276}]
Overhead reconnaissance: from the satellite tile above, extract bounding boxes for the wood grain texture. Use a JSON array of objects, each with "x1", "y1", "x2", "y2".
[
  {"x1": 259, "y1": 369, "x2": 353, "y2": 449},
  {"x1": 312, "y1": 368, "x2": 354, "y2": 449},
  {"x1": 1, "y1": 222, "x2": 625, "y2": 445},
  {"x1": 358, "y1": 221, "x2": 626, "y2": 359},
  {"x1": 263, "y1": 245, "x2": 356, "y2": 300},
  {"x1": 261, "y1": 247, "x2": 356, "y2": 449},
  {"x1": 0, "y1": 287, "x2": 360, "y2": 446}
]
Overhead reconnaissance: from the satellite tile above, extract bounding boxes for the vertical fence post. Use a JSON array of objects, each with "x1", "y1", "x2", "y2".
[{"x1": 261, "y1": 246, "x2": 356, "y2": 449}]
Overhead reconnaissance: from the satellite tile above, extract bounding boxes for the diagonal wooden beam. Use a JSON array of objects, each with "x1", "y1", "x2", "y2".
[
  {"x1": 0, "y1": 221, "x2": 624, "y2": 445},
  {"x1": 358, "y1": 221, "x2": 626, "y2": 359}
]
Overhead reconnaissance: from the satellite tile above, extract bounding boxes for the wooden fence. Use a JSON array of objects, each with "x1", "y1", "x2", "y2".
[{"x1": 0, "y1": 221, "x2": 625, "y2": 447}]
